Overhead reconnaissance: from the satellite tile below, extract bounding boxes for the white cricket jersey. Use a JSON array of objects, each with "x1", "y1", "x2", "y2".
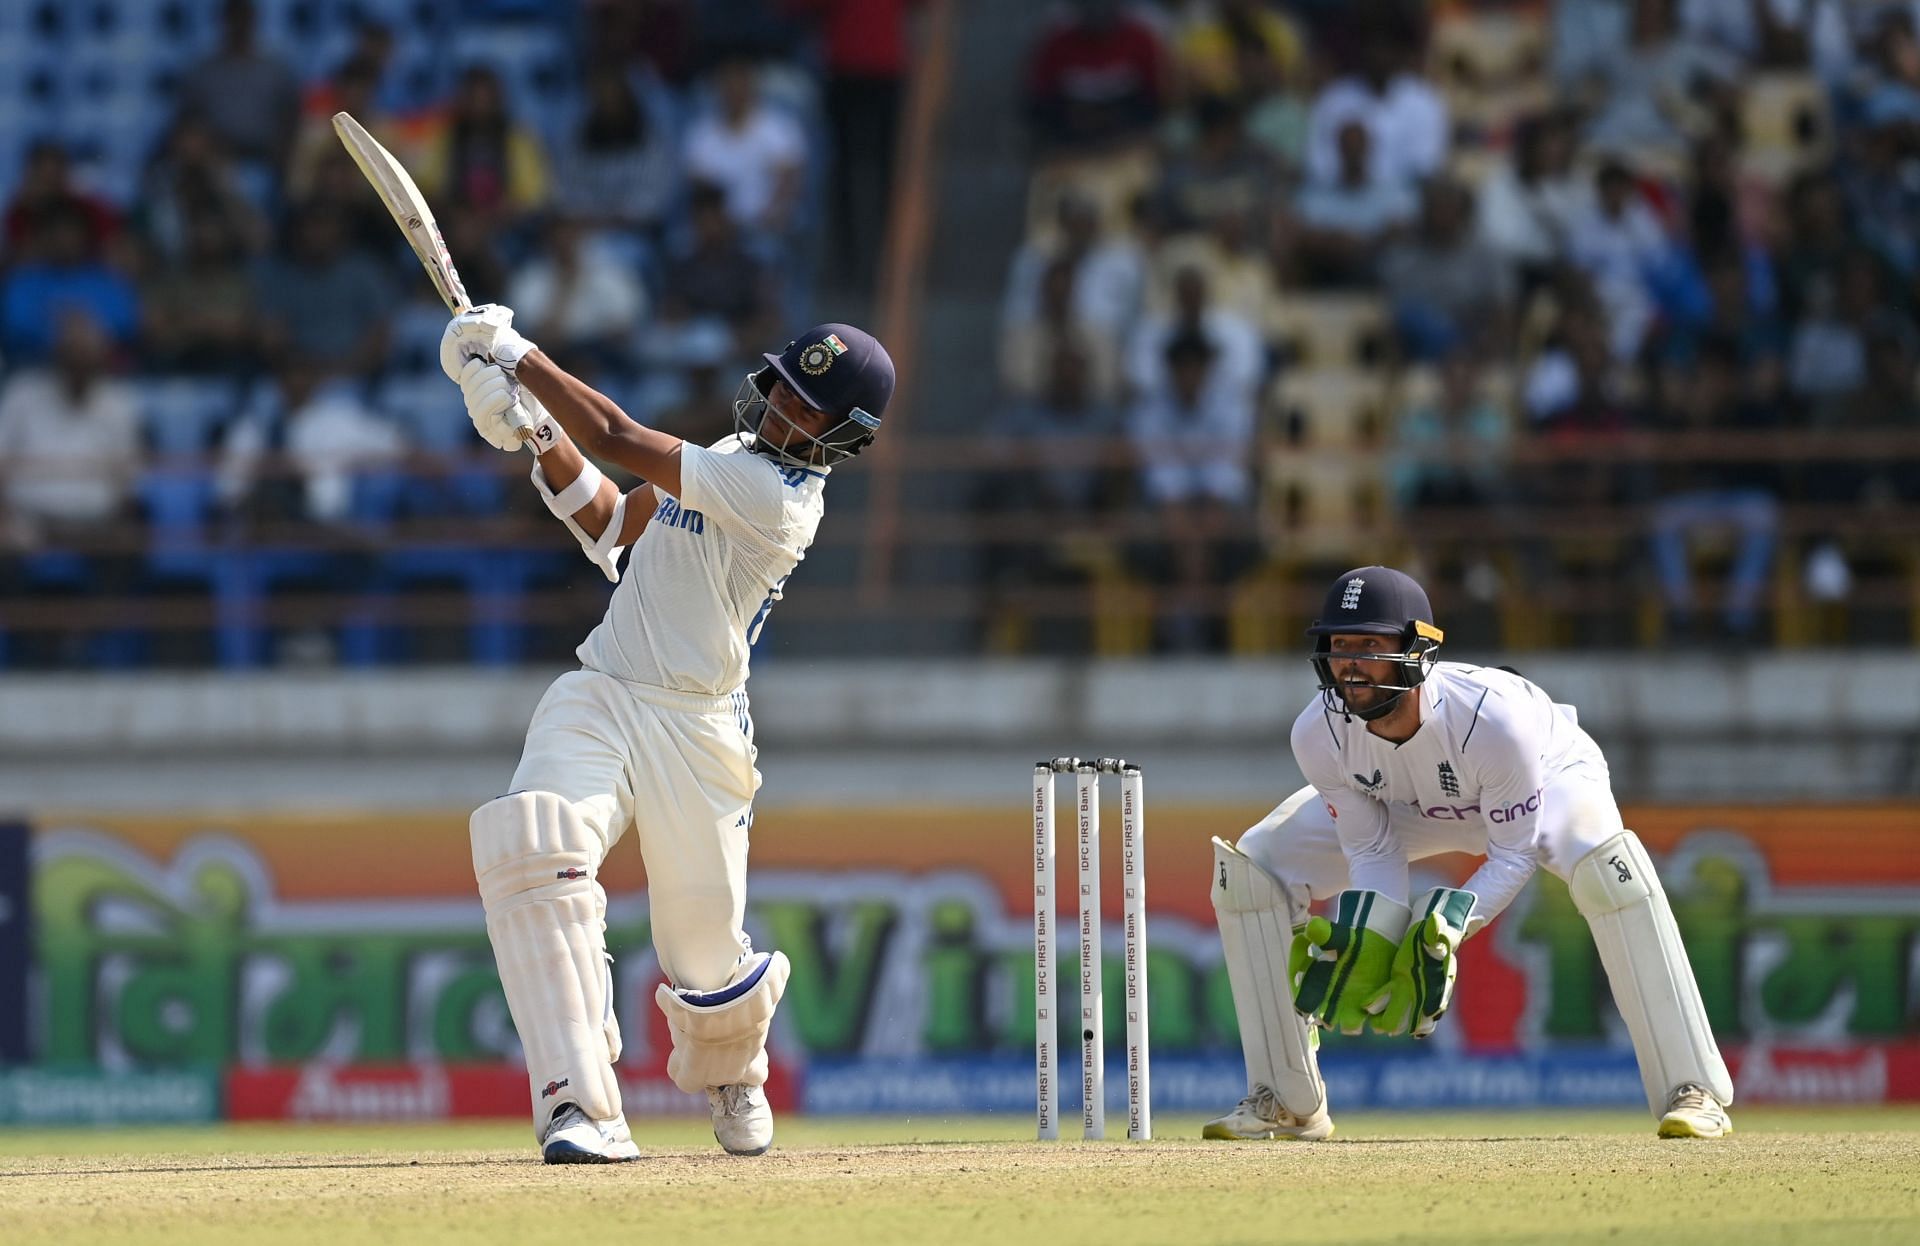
[
  {"x1": 1289, "y1": 662, "x2": 1606, "y2": 919},
  {"x1": 576, "y1": 434, "x2": 829, "y2": 696}
]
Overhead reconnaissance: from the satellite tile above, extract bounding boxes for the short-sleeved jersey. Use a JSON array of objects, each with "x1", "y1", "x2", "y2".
[
  {"x1": 576, "y1": 434, "x2": 829, "y2": 695},
  {"x1": 1289, "y1": 662, "x2": 1604, "y2": 918}
]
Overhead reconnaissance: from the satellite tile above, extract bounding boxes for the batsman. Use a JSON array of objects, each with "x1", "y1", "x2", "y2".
[
  {"x1": 442, "y1": 308, "x2": 892, "y2": 1162},
  {"x1": 1205, "y1": 566, "x2": 1733, "y2": 1142}
]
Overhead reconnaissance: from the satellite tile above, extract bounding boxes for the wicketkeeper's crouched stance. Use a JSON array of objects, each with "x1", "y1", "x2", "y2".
[
  {"x1": 1206, "y1": 566, "x2": 1732, "y2": 1142},
  {"x1": 443, "y1": 307, "x2": 893, "y2": 1162}
]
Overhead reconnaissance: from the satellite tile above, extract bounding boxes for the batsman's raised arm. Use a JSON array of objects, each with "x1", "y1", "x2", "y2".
[
  {"x1": 441, "y1": 303, "x2": 685, "y2": 498},
  {"x1": 452, "y1": 349, "x2": 657, "y2": 583}
]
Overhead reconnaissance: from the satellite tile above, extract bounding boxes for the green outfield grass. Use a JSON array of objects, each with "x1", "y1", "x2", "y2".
[{"x1": 4, "y1": 1108, "x2": 1918, "y2": 1245}]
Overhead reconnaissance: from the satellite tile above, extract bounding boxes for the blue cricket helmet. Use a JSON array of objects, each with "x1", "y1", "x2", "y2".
[{"x1": 734, "y1": 323, "x2": 893, "y2": 465}]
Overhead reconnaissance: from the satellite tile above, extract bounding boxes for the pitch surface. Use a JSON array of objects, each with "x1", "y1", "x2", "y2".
[{"x1": 4, "y1": 1109, "x2": 1917, "y2": 1245}]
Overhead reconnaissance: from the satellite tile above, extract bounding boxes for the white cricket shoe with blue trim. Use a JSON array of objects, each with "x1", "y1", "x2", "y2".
[
  {"x1": 708, "y1": 1084, "x2": 774, "y2": 1155},
  {"x1": 542, "y1": 1104, "x2": 641, "y2": 1164}
]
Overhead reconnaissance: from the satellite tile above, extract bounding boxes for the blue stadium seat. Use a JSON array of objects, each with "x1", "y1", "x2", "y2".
[
  {"x1": 384, "y1": 305, "x2": 455, "y2": 376},
  {"x1": 144, "y1": 377, "x2": 241, "y2": 456},
  {"x1": 377, "y1": 369, "x2": 469, "y2": 450}
]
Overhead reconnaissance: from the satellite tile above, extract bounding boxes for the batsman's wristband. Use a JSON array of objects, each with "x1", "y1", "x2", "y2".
[
  {"x1": 540, "y1": 457, "x2": 603, "y2": 517},
  {"x1": 524, "y1": 410, "x2": 563, "y2": 456}
]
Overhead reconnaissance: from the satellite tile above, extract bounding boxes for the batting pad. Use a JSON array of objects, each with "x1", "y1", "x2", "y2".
[
  {"x1": 471, "y1": 791, "x2": 623, "y2": 1137},
  {"x1": 655, "y1": 950, "x2": 791, "y2": 1094},
  {"x1": 1211, "y1": 837, "x2": 1325, "y2": 1119},
  {"x1": 1568, "y1": 830, "x2": 1733, "y2": 1114}
]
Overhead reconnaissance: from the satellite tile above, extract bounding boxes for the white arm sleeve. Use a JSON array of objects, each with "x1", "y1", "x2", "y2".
[
  {"x1": 1290, "y1": 709, "x2": 1407, "y2": 901},
  {"x1": 530, "y1": 458, "x2": 628, "y2": 582}
]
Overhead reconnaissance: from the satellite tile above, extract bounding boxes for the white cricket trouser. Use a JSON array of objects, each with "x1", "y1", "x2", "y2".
[
  {"x1": 510, "y1": 668, "x2": 760, "y2": 991},
  {"x1": 1238, "y1": 759, "x2": 1625, "y2": 906}
]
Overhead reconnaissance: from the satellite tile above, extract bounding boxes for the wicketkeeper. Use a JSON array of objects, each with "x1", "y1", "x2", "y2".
[{"x1": 1205, "y1": 566, "x2": 1733, "y2": 1141}]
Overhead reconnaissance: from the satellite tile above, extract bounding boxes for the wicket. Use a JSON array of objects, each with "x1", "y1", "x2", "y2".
[{"x1": 1032, "y1": 756, "x2": 1150, "y2": 1141}]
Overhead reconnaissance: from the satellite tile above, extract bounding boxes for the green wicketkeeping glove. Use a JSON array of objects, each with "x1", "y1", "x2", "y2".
[
  {"x1": 1288, "y1": 889, "x2": 1411, "y2": 1035},
  {"x1": 1366, "y1": 887, "x2": 1478, "y2": 1038}
]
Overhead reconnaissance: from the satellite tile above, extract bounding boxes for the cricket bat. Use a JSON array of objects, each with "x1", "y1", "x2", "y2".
[{"x1": 332, "y1": 110, "x2": 534, "y2": 449}]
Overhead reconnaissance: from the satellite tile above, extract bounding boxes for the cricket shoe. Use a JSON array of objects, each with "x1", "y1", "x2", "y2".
[
  {"x1": 1201, "y1": 1086, "x2": 1334, "y2": 1141},
  {"x1": 708, "y1": 1084, "x2": 774, "y2": 1155},
  {"x1": 542, "y1": 1104, "x2": 641, "y2": 1164},
  {"x1": 1658, "y1": 1083, "x2": 1733, "y2": 1139}
]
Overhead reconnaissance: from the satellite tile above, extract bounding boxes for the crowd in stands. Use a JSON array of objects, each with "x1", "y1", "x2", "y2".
[
  {"x1": 0, "y1": 0, "x2": 913, "y2": 667},
  {"x1": 991, "y1": 0, "x2": 1920, "y2": 653}
]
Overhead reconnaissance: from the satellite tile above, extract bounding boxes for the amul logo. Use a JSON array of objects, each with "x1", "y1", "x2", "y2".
[{"x1": 1341, "y1": 578, "x2": 1366, "y2": 609}]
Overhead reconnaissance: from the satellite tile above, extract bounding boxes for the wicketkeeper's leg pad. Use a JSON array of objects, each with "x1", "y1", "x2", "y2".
[
  {"x1": 1568, "y1": 830, "x2": 1733, "y2": 1115},
  {"x1": 655, "y1": 950, "x2": 790, "y2": 1095},
  {"x1": 1211, "y1": 836, "x2": 1326, "y2": 1119},
  {"x1": 471, "y1": 791, "x2": 623, "y2": 1138}
]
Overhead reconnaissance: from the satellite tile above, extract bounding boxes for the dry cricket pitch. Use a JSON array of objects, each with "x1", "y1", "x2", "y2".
[{"x1": 4, "y1": 1108, "x2": 1918, "y2": 1245}]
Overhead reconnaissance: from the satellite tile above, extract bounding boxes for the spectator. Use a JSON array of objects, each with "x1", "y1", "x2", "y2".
[
  {"x1": 1476, "y1": 112, "x2": 1594, "y2": 286},
  {"x1": 1843, "y1": 121, "x2": 1920, "y2": 281},
  {"x1": 175, "y1": 0, "x2": 303, "y2": 189},
  {"x1": 1024, "y1": 0, "x2": 1169, "y2": 154},
  {"x1": 1380, "y1": 179, "x2": 1516, "y2": 362},
  {"x1": 1126, "y1": 330, "x2": 1257, "y2": 651},
  {"x1": 252, "y1": 204, "x2": 394, "y2": 377},
  {"x1": 1000, "y1": 255, "x2": 1121, "y2": 404},
  {"x1": 1646, "y1": 336, "x2": 1783, "y2": 642},
  {"x1": 643, "y1": 332, "x2": 743, "y2": 443},
  {"x1": 655, "y1": 182, "x2": 781, "y2": 359},
  {"x1": 1582, "y1": 0, "x2": 1738, "y2": 157},
  {"x1": 1788, "y1": 250, "x2": 1917, "y2": 420},
  {"x1": 140, "y1": 209, "x2": 261, "y2": 375},
  {"x1": 1001, "y1": 192, "x2": 1149, "y2": 344},
  {"x1": 1565, "y1": 161, "x2": 1671, "y2": 359},
  {"x1": 1389, "y1": 351, "x2": 1510, "y2": 513},
  {"x1": 1155, "y1": 94, "x2": 1271, "y2": 233},
  {"x1": 416, "y1": 66, "x2": 552, "y2": 229},
  {"x1": 1552, "y1": 0, "x2": 1635, "y2": 98},
  {"x1": 1287, "y1": 120, "x2": 1417, "y2": 288},
  {"x1": 1303, "y1": 35, "x2": 1447, "y2": 192},
  {"x1": 0, "y1": 310, "x2": 143, "y2": 552},
  {"x1": 1683, "y1": 132, "x2": 1773, "y2": 261},
  {"x1": 287, "y1": 55, "x2": 402, "y2": 204},
  {"x1": 304, "y1": 21, "x2": 421, "y2": 117},
  {"x1": 1855, "y1": 10, "x2": 1920, "y2": 133},
  {"x1": 0, "y1": 311, "x2": 144, "y2": 663},
  {"x1": 682, "y1": 53, "x2": 808, "y2": 240},
  {"x1": 217, "y1": 359, "x2": 407, "y2": 527},
  {"x1": 1776, "y1": 171, "x2": 1852, "y2": 320},
  {"x1": 1522, "y1": 294, "x2": 1641, "y2": 511},
  {"x1": 0, "y1": 214, "x2": 140, "y2": 363},
  {"x1": 785, "y1": 0, "x2": 913, "y2": 288},
  {"x1": 304, "y1": 143, "x2": 421, "y2": 262},
  {"x1": 1148, "y1": 202, "x2": 1275, "y2": 322},
  {"x1": 977, "y1": 342, "x2": 1125, "y2": 651},
  {"x1": 137, "y1": 115, "x2": 270, "y2": 264},
  {"x1": 1172, "y1": 0, "x2": 1304, "y2": 111},
  {"x1": 1652, "y1": 247, "x2": 1783, "y2": 419},
  {"x1": 554, "y1": 65, "x2": 682, "y2": 240},
  {"x1": 1679, "y1": 0, "x2": 1812, "y2": 69},
  {"x1": 506, "y1": 216, "x2": 649, "y2": 372},
  {"x1": 1126, "y1": 265, "x2": 1263, "y2": 410},
  {"x1": 2, "y1": 141, "x2": 120, "y2": 260}
]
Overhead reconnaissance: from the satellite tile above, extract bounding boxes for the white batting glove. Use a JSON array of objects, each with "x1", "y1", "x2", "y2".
[
  {"x1": 458, "y1": 357, "x2": 538, "y2": 452},
  {"x1": 440, "y1": 303, "x2": 536, "y2": 384}
]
